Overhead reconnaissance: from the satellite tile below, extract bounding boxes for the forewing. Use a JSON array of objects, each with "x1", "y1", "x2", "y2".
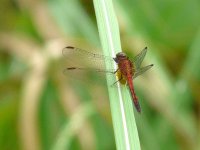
[
  {"x1": 133, "y1": 47, "x2": 147, "y2": 70},
  {"x1": 62, "y1": 46, "x2": 116, "y2": 81},
  {"x1": 133, "y1": 64, "x2": 153, "y2": 79},
  {"x1": 62, "y1": 46, "x2": 114, "y2": 70}
]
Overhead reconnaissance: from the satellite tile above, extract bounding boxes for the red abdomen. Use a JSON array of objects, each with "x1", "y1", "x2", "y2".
[{"x1": 118, "y1": 60, "x2": 141, "y2": 112}]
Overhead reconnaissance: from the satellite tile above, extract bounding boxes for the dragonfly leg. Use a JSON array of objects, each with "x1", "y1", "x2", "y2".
[
  {"x1": 112, "y1": 74, "x2": 123, "y2": 86},
  {"x1": 114, "y1": 68, "x2": 119, "y2": 74}
]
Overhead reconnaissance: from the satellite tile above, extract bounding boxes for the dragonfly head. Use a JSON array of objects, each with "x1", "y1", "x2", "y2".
[{"x1": 114, "y1": 52, "x2": 128, "y2": 63}]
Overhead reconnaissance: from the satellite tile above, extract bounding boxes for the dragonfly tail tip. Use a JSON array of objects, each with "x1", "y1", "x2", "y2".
[
  {"x1": 133, "y1": 100, "x2": 141, "y2": 113},
  {"x1": 137, "y1": 106, "x2": 141, "y2": 113}
]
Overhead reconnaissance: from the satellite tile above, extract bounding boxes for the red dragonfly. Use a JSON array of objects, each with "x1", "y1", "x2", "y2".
[{"x1": 63, "y1": 46, "x2": 153, "y2": 113}]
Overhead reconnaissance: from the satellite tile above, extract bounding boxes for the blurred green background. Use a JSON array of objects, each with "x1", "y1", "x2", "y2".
[{"x1": 0, "y1": 0, "x2": 200, "y2": 150}]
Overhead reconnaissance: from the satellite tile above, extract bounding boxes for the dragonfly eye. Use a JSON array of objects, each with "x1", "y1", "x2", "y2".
[{"x1": 116, "y1": 52, "x2": 127, "y2": 58}]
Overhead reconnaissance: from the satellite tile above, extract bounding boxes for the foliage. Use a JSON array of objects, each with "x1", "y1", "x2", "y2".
[{"x1": 0, "y1": 0, "x2": 200, "y2": 150}]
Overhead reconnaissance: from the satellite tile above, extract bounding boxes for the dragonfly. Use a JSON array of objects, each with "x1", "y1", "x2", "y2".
[{"x1": 63, "y1": 46, "x2": 153, "y2": 113}]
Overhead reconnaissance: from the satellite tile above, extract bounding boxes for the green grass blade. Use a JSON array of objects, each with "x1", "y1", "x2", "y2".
[{"x1": 93, "y1": 0, "x2": 141, "y2": 150}]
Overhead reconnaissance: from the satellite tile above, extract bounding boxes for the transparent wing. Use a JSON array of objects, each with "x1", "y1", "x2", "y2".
[
  {"x1": 63, "y1": 67, "x2": 117, "y2": 87},
  {"x1": 133, "y1": 64, "x2": 153, "y2": 79},
  {"x1": 133, "y1": 47, "x2": 147, "y2": 70},
  {"x1": 63, "y1": 67, "x2": 115, "y2": 75},
  {"x1": 62, "y1": 46, "x2": 114, "y2": 70},
  {"x1": 62, "y1": 46, "x2": 112, "y2": 59},
  {"x1": 62, "y1": 46, "x2": 116, "y2": 80}
]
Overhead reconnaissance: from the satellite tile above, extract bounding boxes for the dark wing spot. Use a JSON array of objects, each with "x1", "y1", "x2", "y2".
[{"x1": 66, "y1": 46, "x2": 75, "y2": 49}]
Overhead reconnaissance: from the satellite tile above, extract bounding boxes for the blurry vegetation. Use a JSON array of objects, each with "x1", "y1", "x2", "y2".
[{"x1": 0, "y1": 0, "x2": 200, "y2": 150}]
